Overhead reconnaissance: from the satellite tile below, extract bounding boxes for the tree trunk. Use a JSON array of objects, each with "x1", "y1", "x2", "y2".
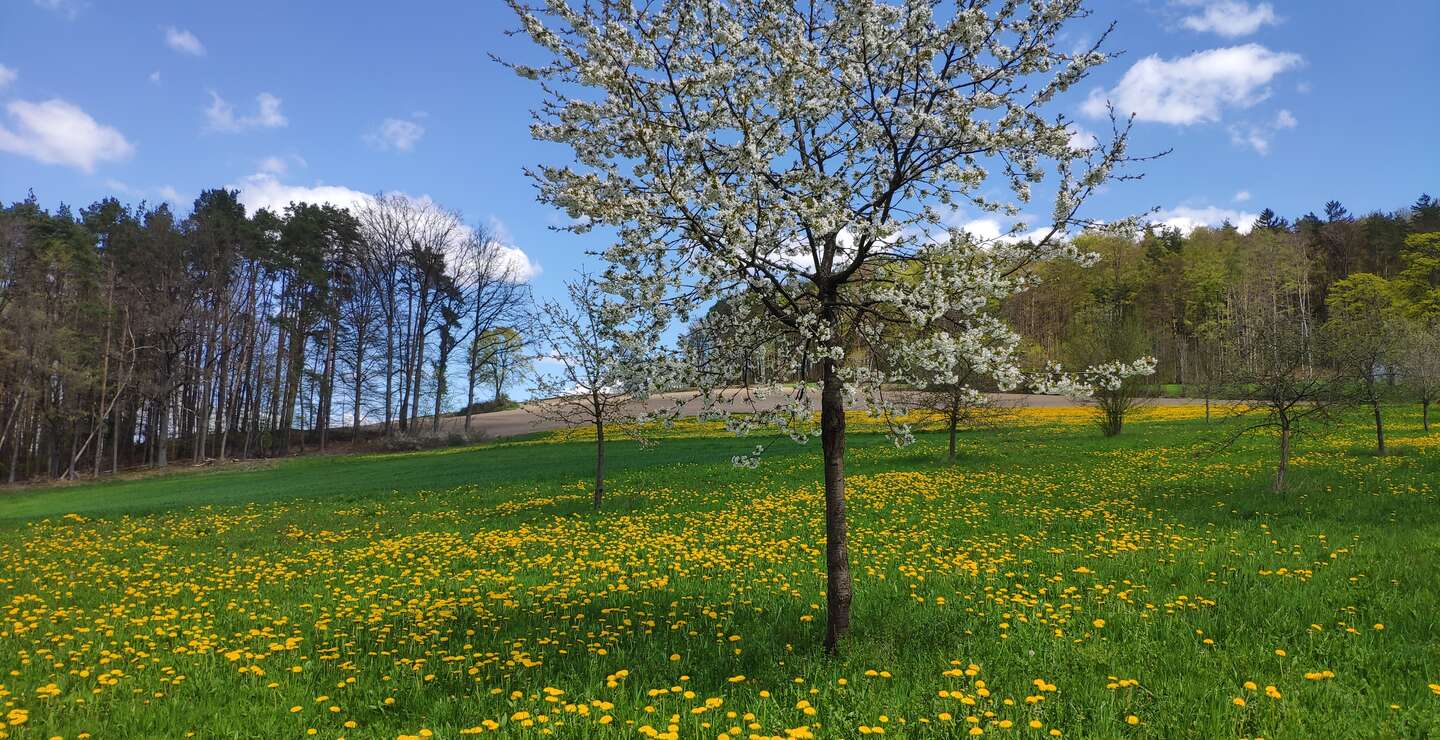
[
  {"x1": 1369, "y1": 388, "x2": 1385, "y2": 455},
  {"x1": 593, "y1": 419, "x2": 605, "y2": 510},
  {"x1": 819, "y1": 356, "x2": 853, "y2": 652},
  {"x1": 464, "y1": 363, "x2": 476, "y2": 434},
  {"x1": 352, "y1": 323, "x2": 366, "y2": 448},
  {"x1": 155, "y1": 399, "x2": 169, "y2": 468},
  {"x1": 383, "y1": 308, "x2": 395, "y2": 436},
  {"x1": 947, "y1": 405, "x2": 958, "y2": 463},
  {"x1": 1424, "y1": 399, "x2": 1431, "y2": 433},
  {"x1": 1273, "y1": 420, "x2": 1290, "y2": 493}
]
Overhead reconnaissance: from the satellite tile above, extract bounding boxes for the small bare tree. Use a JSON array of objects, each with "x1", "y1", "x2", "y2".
[
  {"x1": 1217, "y1": 318, "x2": 1349, "y2": 492},
  {"x1": 529, "y1": 275, "x2": 650, "y2": 509},
  {"x1": 1398, "y1": 322, "x2": 1440, "y2": 432},
  {"x1": 905, "y1": 386, "x2": 1016, "y2": 463},
  {"x1": 452, "y1": 226, "x2": 528, "y2": 434}
]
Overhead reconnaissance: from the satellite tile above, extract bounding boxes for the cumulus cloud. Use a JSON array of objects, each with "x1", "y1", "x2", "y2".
[
  {"x1": 233, "y1": 172, "x2": 372, "y2": 215},
  {"x1": 1152, "y1": 205, "x2": 1257, "y2": 235},
  {"x1": 1233, "y1": 190, "x2": 1251, "y2": 202},
  {"x1": 1178, "y1": 1, "x2": 1278, "y2": 37},
  {"x1": 231, "y1": 175, "x2": 540, "y2": 282},
  {"x1": 206, "y1": 91, "x2": 287, "y2": 132},
  {"x1": 365, "y1": 117, "x2": 426, "y2": 152},
  {"x1": 483, "y1": 216, "x2": 542, "y2": 282},
  {"x1": 1082, "y1": 44, "x2": 1302, "y2": 125},
  {"x1": 0, "y1": 65, "x2": 16, "y2": 90},
  {"x1": 148, "y1": 70, "x2": 161, "y2": 85},
  {"x1": 0, "y1": 99, "x2": 134, "y2": 172},
  {"x1": 163, "y1": 26, "x2": 205, "y2": 56}
]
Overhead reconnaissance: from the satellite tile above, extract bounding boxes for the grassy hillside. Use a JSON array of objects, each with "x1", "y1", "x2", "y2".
[{"x1": 1, "y1": 407, "x2": 1437, "y2": 739}]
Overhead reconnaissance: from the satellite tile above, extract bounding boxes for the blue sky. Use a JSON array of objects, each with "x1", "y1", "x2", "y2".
[{"x1": 2, "y1": 0, "x2": 1438, "y2": 300}]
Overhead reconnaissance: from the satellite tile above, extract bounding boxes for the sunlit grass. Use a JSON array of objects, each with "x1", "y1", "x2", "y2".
[{"x1": 1, "y1": 406, "x2": 1437, "y2": 738}]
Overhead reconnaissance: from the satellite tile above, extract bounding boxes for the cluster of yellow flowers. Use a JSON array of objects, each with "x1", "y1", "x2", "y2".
[{"x1": 1, "y1": 405, "x2": 1434, "y2": 738}]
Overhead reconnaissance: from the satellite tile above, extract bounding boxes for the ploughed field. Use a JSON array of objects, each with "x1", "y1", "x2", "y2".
[{"x1": 1, "y1": 407, "x2": 1438, "y2": 739}]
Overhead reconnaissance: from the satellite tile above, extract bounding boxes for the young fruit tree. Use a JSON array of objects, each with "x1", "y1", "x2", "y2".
[
  {"x1": 1217, "y1": 313, "x2": 1348, "y2": 492},
  {"x1": 1324, "y1": 273, "x2": 1404, "y2": 454},
  {"x1": 1398, "y1": 321, "x2": 1440, "y2": 432},
  {"x1": 897, "y1": 312, "x2": 1020, "y2": 463},
  {"x1": 505, "y1": 0, "x2": 1155, "y2": 650},
  {"x1": 528, "y1": 274, "x2": 660, "y2": 510}
]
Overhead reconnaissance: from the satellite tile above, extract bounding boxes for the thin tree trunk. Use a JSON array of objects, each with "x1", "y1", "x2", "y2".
[
  {"x1": 819, "y1": 355, "x2": 853, "y2": 653},
  {"x1": 947, "y1": 404, "x2": 958, "y2": 463},
  {"x1": 593, "y1": 419, "x2": 605, "y2": 510},
  {"x1": 1424, "y1": 399, "x2": 1431, "y2": 433},
  {"x1": 383, "y1": 309, "x2": 395, "y2": 436},
  {"x1": 352, "y1": 323, "x2": 367, "y2": 448},
  {"x1": 155, "y1": 398, "x2": 169, "y2": 468},
  {"x1": 1369, "y1": 384, "x2": 1385, "y2": 455},
  {"x1": 464, "y1": 363, "x2": 476, "y2": 434},
  {"x1": 1273, "y1": 421, "x2": 1290, "y2": 492},
  {"x1": 92, "y1": 273, "x2": 115, "y2": 477}
]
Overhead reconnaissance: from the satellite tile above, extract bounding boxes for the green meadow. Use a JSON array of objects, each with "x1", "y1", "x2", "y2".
[{"x1": 1, "y1": 406, "x2": 1437, "y2": 739}]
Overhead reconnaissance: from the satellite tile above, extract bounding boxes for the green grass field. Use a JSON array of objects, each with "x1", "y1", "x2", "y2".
[{"x1": 1, "y1": 407, "x2": 1438, "y2": 739}]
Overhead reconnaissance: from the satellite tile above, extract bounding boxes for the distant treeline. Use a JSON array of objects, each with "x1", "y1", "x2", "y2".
[
  {"x1": 0, "y1": 190, "x2": 527, "y2": 483},
  {"x1": 1007, "y1": 196, "x2": 1440, "y2": 384},
  {"x1": 686, "y1": 195, "x2": 1440, "y2": 391}
]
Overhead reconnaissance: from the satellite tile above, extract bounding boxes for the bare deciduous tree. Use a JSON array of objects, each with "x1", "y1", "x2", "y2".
[
  {"x1": 1398, "y1": 322, "x2": 1440, "y2": 432},
  {"x1": 528, "y1": 275, "x2": 649, "y2": 510}
]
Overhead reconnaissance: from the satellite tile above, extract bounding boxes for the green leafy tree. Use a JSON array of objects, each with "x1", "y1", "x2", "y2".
[
  {"x1": 1394, "y1": 232, "x2": 1440, "y2": 321},
  {"x1": 1324, "y1": 273, "x2": 1404, "y2": 454}
]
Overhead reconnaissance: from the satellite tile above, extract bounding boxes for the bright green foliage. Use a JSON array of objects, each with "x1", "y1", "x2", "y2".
[{"x1": 1395, "y1": 232, "x2": 1440, "y2": 320}]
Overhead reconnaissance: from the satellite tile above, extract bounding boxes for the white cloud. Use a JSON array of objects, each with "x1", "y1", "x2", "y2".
[
  {"x1": 156, "y1": 185, "x2": 182, "y2": 204},
  {"x1": 1178, "y1": 1, "x2": 1278, "y2": 37},
  {"x1": 253, "y1": 93, "x2": 286, "y2": 127},
  {"x1": 233, "y1": 172, "x2": 372, "y2": 215},
  {"x1": 0, "y1": 65, "x2": 16, "y2": 90},
  {"x1": 233, "y1": 173, "x2": 540, "y2": 282},
  {"x1": 163, "y1": 26, "x2": 205, "y2": 56},
  {"x1": 0, "y1": 99, "x2": 134, "y2": 173},
  {"x1": 365, "y1": 117, "x2": 426, "y2": 152},
  {"x1": 148, "y1": 70, "x2": 161, "y2": 85},
  {"x1": 485, "y1": 216, "x2": 542, "y2": 282},
  {"x1": 1152, "y1": 205, "x2": 1257, "y2": 235},
  {"x1": 1082, "y1": 44, "x2": 1302, "y2": 125},
  {"x1": 1233, "y1": 190, "x2": 1251, "y2": 202},
  {"x1": 1227, "y1": 108, "x2": 1298, "y2": 154},
  {"x1": 1066, "y1": 123, "x2": 1099, "y2": 151},
  {"x1": 205, "y1": 91, "x2": 287, "y2": 132}
]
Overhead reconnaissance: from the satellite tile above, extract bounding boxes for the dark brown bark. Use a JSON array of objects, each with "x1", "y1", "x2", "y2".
[
  {"x1": 820, "y1": 355, "x2": 853, "y2": 653},
  {"x1": 1369, "y1": 387, "x2": 1385, "y2": 454}
]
